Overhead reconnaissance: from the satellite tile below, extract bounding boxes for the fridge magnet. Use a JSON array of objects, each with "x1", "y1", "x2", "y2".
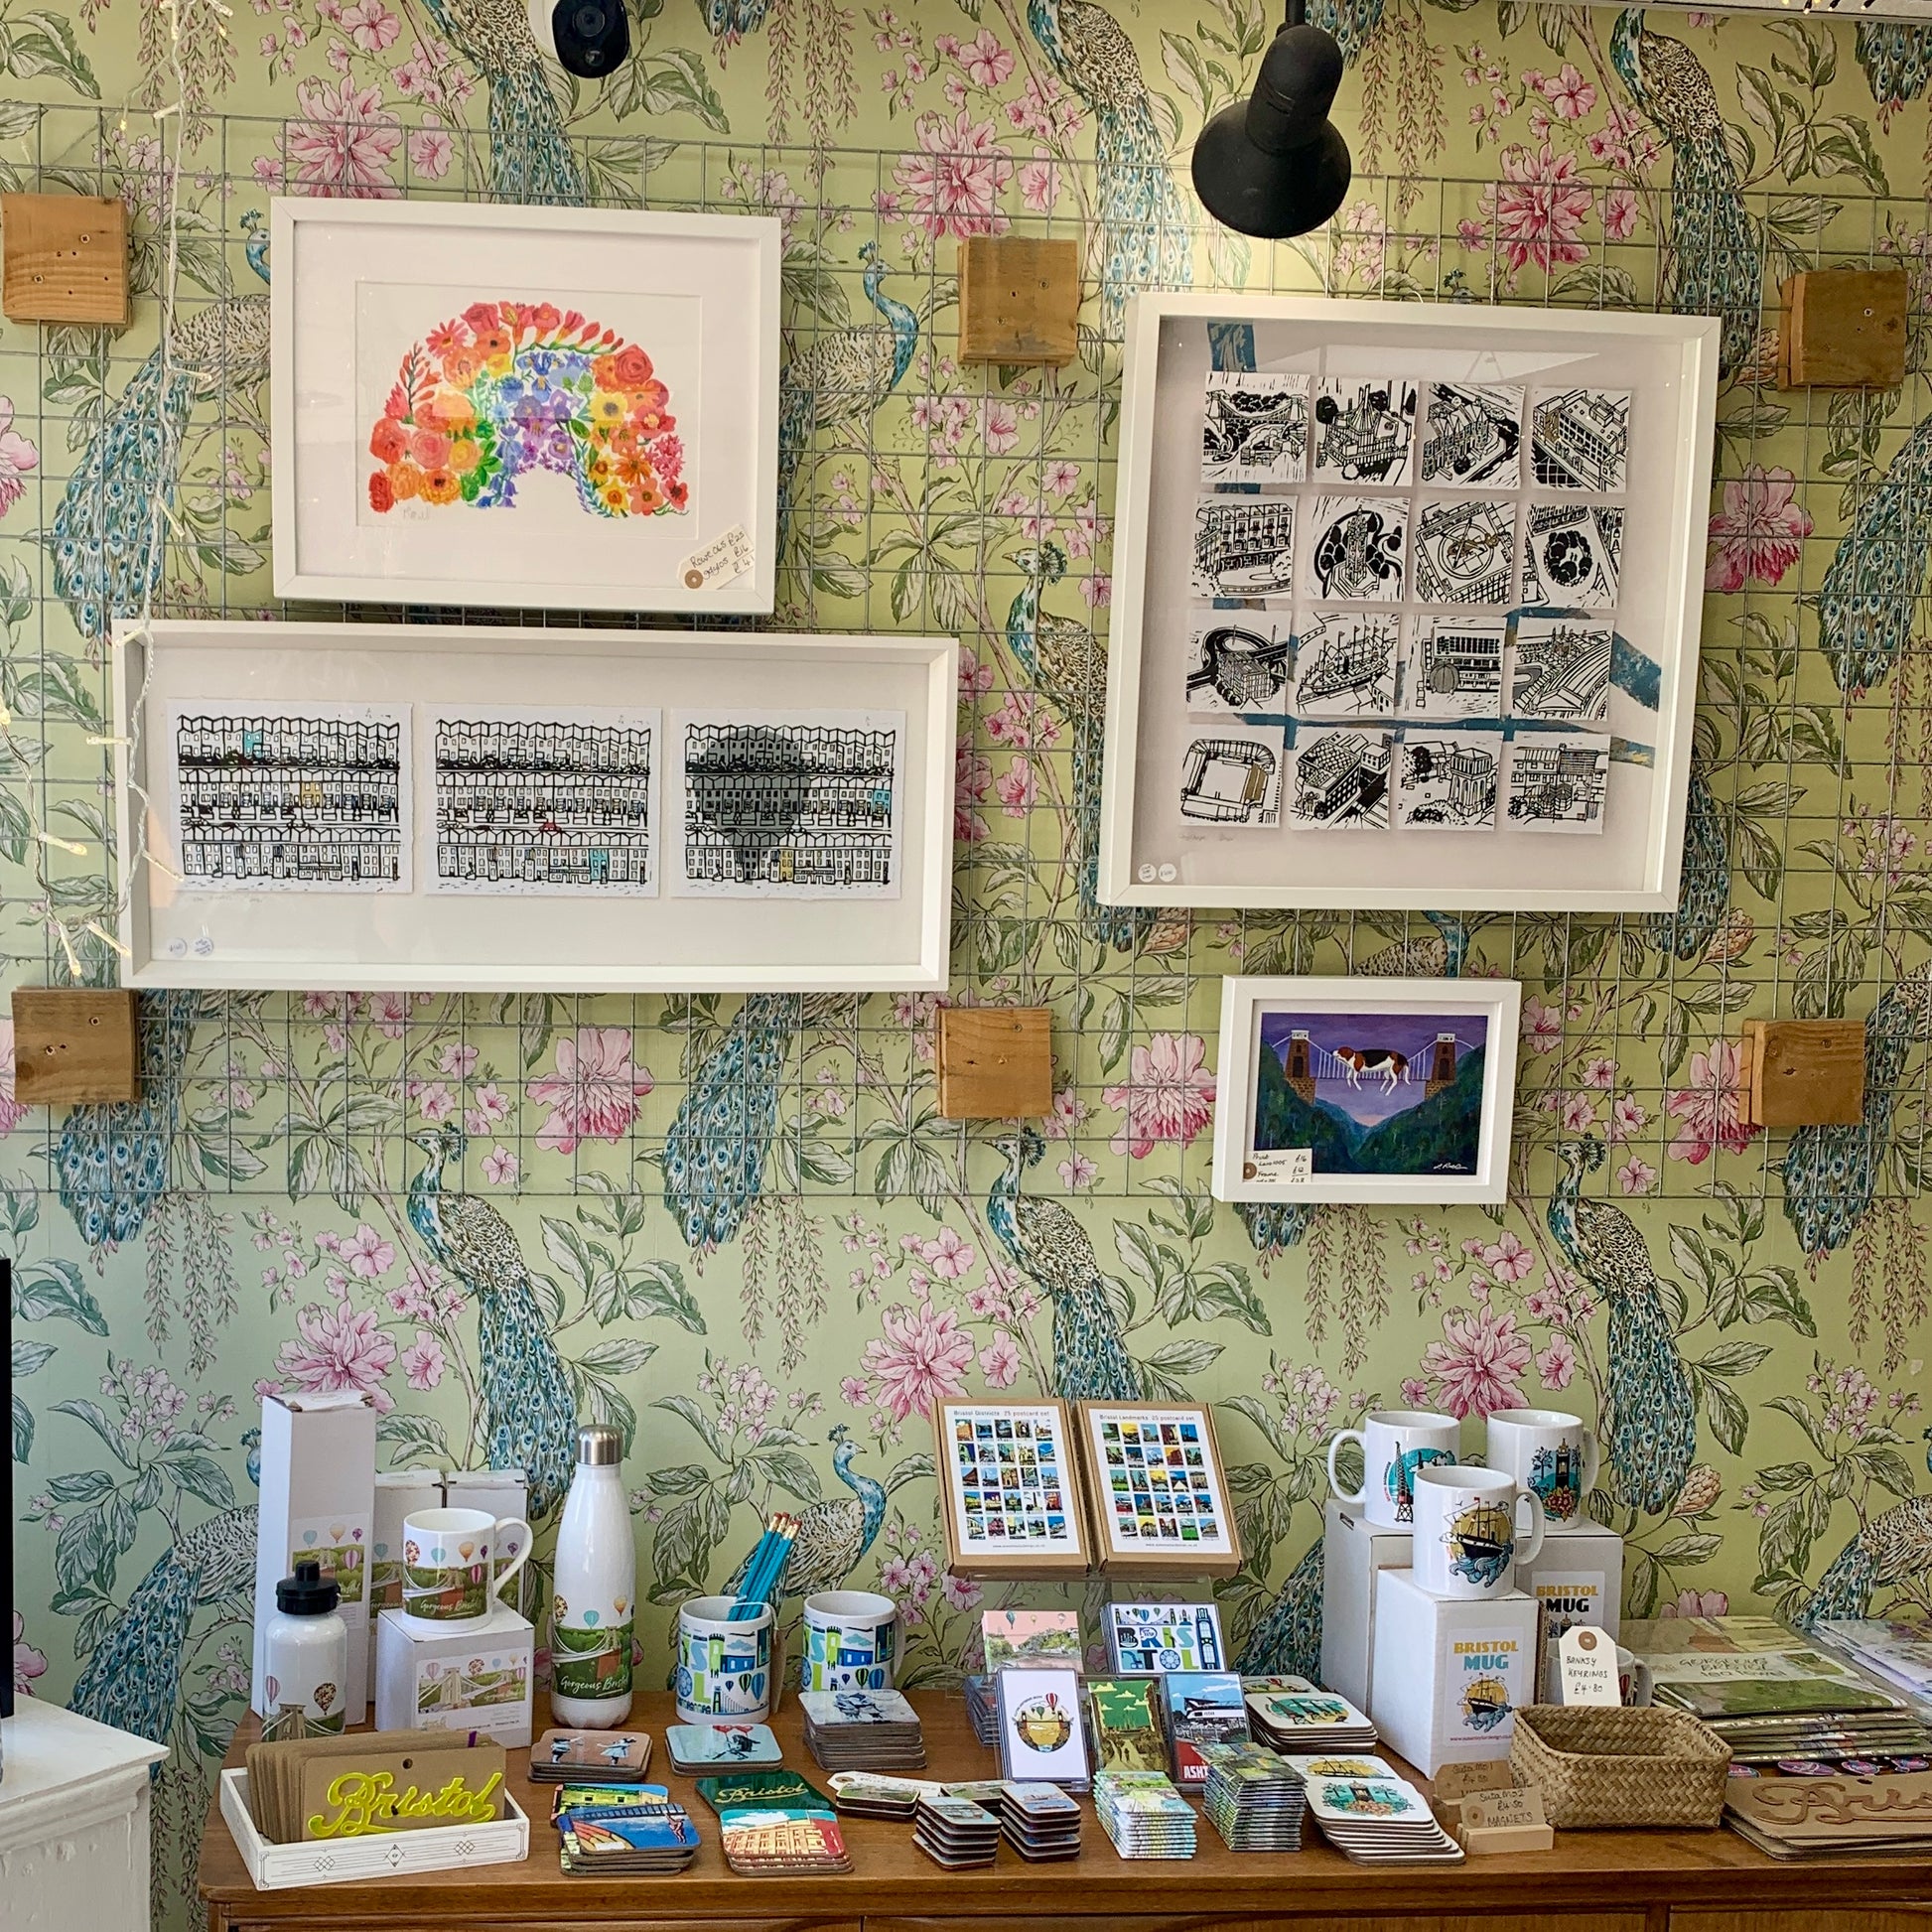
[
  {"x1": 1521, "y1": 501, "x2": 1621, "y2": 609},
  {"x1": 271, "y1": 199, "x2": 780, "y2": 614},
  {"x1": 931, "y1": 1400, "x2": 1088, "y2": 1578},
  {"x1": 1075, "y1": 1402, "x2": 1242, "y2": 1576},
  {"x1": 995, "y1": 1668, "x2": 1093, "y2": 1788},
  {"x1": 1400, "y1": 618, "x2": 1505, "y2": 719},
  {"x1": 1303, "y1": 497, "x2": 1406, "y2": 601},
  {"x1": 1289, "y1": 613, "x2": 1399, "y2": 721},
  {"x1": 1289, "y1": 728, "x2": 1392, "y2": 831},
  {"x1": 1185, "y1": 616, "x2": 1292, "y2": 714},
  {"x1": 1530, "y1": 386, "x2": 1630, "y2": 491},
  {"x1": 1411, "y1": 497, "x2": 1517, "y2": 607},
  {"x1": 1210, "y1": 974, "x2": 1522, "y2": 1205},
  {"x1": 1161, "y1": 1671, "x2": 1251, "y2": 1783},
  {"x1": 1393, "y1": 731, "x2": 1500, "y2": 832},
  {"x1": 1505, "y1": 733, "x2": 1611, "y2": 834},
  {"x1": 1420, "y1": 382, "x2": 1522, "y2": 487},
  {"x1": 1103, "y1": 1600, "x2": 1228, "y2": 1674},
  {"x1": 1084, "y1": 1677, "x2": 1171, "y2": 1773},
  {"x1": 981, "y1": 1608, "x2": 1083, "y2": 1671},
  {"x1": 1191, "y1": 493, "x2": 1297, "y2": 600},
  {"x1": 1179, "y1": 732, "x2": 1283, "y2": 828},
  {"x1": 1201, "y1": 370, "x2": 1310, "y2": 483},
  {"x1": 1311, "y1": 376, "x2": 1417, "y2": 484},
  {"x1": 1509, "y1": 617, "x2": 1613, "y2": 725}
]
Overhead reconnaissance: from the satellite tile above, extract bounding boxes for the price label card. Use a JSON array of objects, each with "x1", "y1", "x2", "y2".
[
  {"x1": 1245, "y1": 1149, "x2": 1311, "y2": 1184},
  {"x1": 1461, "y1": 1786, "x2": 1546, "y2": 1833},
  {"x1": 1558, "y1": 1624, "x2": 1621, "y2": 1707},
  {"x1": 679, "y1": 524, "x2": 754, "y2": 591}
]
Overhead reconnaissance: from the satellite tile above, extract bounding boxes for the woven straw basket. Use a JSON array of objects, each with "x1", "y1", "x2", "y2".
[{"x1": 1508, "y1": 1705, "x2": 1731, "y2": 1830}]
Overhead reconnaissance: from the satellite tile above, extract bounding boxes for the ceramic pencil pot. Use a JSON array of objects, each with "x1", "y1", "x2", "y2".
[
  {"x1": 1412, "y1": 1463, "x2": 1545, "y2": 1599},
  {"x1": 801, "y1": 1590, "x2": 897, "y2": 1692},
  {"x1": 677, "y1": 1594, "x2": 774, "y2": 1724},
  {"x1": 1325, "y1": 1408, "x2": 1460, "y2": 1527},
  {"x1": 398, "y1": 1506, "x2": 532, "y2": 1631}
]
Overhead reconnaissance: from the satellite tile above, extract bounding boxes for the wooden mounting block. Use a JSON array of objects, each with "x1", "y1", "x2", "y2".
[
  {"x1": 2, "y1": 194, "x2": 130, "y2": 327},
  {"x1": 1736, "y1": 1018, "x2": 1865, "y2": 1129},
  {"x1": 11, "y1": 987, "x2": 141, "y2": 1105},
  {"x1": 957, "y1": 236, "x2": 1081, "y2": 366},
  {"x1": 935, "y1": 1007, "x2": 1053, "y2": 1119}
]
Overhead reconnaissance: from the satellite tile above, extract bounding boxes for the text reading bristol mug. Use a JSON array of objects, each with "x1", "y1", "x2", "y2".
[
  {"x1": 1412, "y1": 1463, "x2": 1545, "y2": 1599},
  {"x1": 1326, "y1": 1409, "x2": 1460, "y2": 1527},
  {"x1": 1485, "y1": 1408, "x2": 1601, "y2": 1526},
  {"x1": 399, "y1": 1506, "x2": 533, "y2": 1630}
]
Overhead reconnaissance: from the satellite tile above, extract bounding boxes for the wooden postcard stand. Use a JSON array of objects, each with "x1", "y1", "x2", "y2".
[
  {"x1": 932, "y1": 1399, "x2": 1094, "y2": 1580},
  {"x1": 1074, "y1": 1401, "x2": 1244, "y2": 1579}
]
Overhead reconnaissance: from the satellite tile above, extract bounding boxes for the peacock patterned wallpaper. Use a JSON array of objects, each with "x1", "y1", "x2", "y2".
[{"x1": 1, "y1": 0, "x2": 1931, "y2": 1919}]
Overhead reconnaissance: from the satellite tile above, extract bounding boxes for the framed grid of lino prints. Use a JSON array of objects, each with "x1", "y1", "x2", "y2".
[
  {"x1": 932, "y1": 1400, "x2": 1090, "y2": 1578},
  {"x1": 112, "y1": 621, "x2": 955, "y2": 991},
  {"x1": 1075, "y1": 1403, "x2": 1242, "y2": 1578},
  {"x1": 1097, "y1": 295, "x2": 1720, "y2": 911}
]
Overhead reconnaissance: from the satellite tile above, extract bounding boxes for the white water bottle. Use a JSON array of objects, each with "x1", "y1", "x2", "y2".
[
  {"x1": 259, "y1": 1558, "x2": 349, "y2": 1737},
  {"x1": 550, "y1": 1424, "x2": 636, "y2": 1726}
]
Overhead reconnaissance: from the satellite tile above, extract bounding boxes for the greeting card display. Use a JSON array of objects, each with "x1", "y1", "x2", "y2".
[
  {"x1": 1075, "y1": 1403, "x2": 1241, "y2": 1577},
  {"x1": 932, "y1": 1400, "x2": 1089, "y2": 1577}
]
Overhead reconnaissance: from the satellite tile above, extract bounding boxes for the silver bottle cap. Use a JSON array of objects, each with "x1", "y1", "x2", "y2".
[{"x1": 578, "y1": 1424, "x2": 622, "y2": 1465}]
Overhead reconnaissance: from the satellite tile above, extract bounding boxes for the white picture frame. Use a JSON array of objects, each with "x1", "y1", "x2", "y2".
[
  {"x1": 111, "y1": 621, "x2": 955, "y2": 993},
  {"x1": 1211, "y1": 976, "x2": 1521, "y2": 1205},
  {"x1": 270, "y1": 199, "x2": 780, "y2": 614},
  {"x1": 1100, "y1": 295, "x2": 1720, "y2": 911}
]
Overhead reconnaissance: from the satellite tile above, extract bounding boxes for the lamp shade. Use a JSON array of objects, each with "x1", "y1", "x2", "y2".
[{"x1": 1191, "y1": 20, "x2": 1352, "y2": 241}]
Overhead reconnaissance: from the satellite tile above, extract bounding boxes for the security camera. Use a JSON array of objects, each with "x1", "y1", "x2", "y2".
[{"x1": 529, "y1": 0, "x2": 629, "y2": 78}]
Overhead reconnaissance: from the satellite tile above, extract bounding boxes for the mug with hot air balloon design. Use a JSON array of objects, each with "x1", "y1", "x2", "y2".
[{"x1": 400, "y1": 1507, "x2": 533, "y2": 1631}]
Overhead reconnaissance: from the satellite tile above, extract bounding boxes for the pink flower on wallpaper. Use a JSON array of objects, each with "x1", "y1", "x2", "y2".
[
  {"x1": 1665, "y1": 1037, "x2": 1760, "y2": 1164},
  {"x1": 1482, "y1": 142, "x2": 1593, "y2": 273},
  {"x1": 891, "y1": 109, "x2": 1014, "y2": 238},
  {"x1": 368, "y1": 991, "x2": 409, "y2": 1037},
  {"x1": 862, "y1": 1299, "x2": 975, "y2": 1420},
  {"x1": 13, "y1": 1610, "x2": 46, "y2": 1696},
  {"x1": 284, "y1": 74, "x2": 403, "y2": 198},
  {"x1": 402, "y1": 1329, "x2": 446, "y2": 1391},
  {"x1": 528, "y1": 1027, "x2": 652, "y2": 1153},
  {"x1": 1019, "y1": 157, "x2": 1060, "y2": 213},
  {"x1": 339, "y1": 0, "x2": 400, "y2": 51},
  {"x1": 340, "y1": 1223, "x2": 395, "y2": 1278},
  {"x1": 275, "y1": 1300, "x2": 398, "y2": 1412},
  {"x1": 1616, "y1": 1154, "x2": 1657, "y2": 1195},
  {"x1": 1610, "y1": 1094, "x2": 1648, "y2": 1141},
  {"x1": 920, "y1": 1227, "x2": 977, "y2": 1279},
  {"x1": 956, "y1": 743, "x2": 991, "y2": 844},
  {"x1": 978, "y1": 1331, "x2": 1021, "y2": 1388},
  {"x1": 406, "y1": 127, "x2": 453, "y2": 181},
  {"x1": 0, "y1": 397, "x2": 40, "y2": 518},
  {"x1": 1482, "y1": 1231, "x2": 1536, "y2": 1283},
  {"x1": 1103, "y1": 1032, "x2": 1215, "y2": 1159},
  {"x1": 1705, "y1": 465, "x2": 1812, "y2": 592},
  {"x1": 982, "y1": 400, "x2": 1020, "y2": 454},
  {"x1": 1522, "y1": 995, "x2": 1565, "y2": 1053},
  {"x1": 1539, "y1": 63, "x2": 1596, "y2": 118},
  {"x1": 1057, "y1": 1151, "x2": 1098, "y2": 1190},
  {"x1": 995, "y1": 756, "x2": 1036, "y2": 816},
  {"x1": 1660, "y1": 1588, "x2": 1729, "y2": 1617},
  {"x1": 1535, "y1": 1333, "x2": 1577, "y2": 1390},
  {"x1": 1601, "y1": 188, "x2": 1638, "y2": 241},
  {"x1": 1419, "y1": 1305, "x2": 1532, "y2": 1417},
  {"x1": 483, "y1": 1145, "x2": 520, "y2": 1185},
  {"x1": 0, "y1": 1018, "x2": 27, "y2": 1134},
  {"x1": 955, "y1": 27, "x2": 1015, "y2": 87}
]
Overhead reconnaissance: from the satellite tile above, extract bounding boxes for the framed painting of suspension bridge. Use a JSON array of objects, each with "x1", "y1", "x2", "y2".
[
  {"x1": 110, "y1": 620, "x2": 956, "y2": 992},
  {"x1": 270, "y1": 199, "x2": 781, "y2": 615},
  {"x1": 1096, "y1": 294, "x2": 1720, "y2": 913},
  {"x1": 1211, "y1": 977, "x2": 1521, "y2": 1207}
]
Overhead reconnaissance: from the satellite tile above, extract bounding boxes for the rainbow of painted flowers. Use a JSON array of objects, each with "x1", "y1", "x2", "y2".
[{"x1": 367, "y1": 300, "x2": 688, "y2": 519}]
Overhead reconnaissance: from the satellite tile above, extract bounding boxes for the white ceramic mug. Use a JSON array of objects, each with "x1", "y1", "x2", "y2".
[
  {"x1": 398, "y1": 1506, "x2": 532, "y2": 1630},
  {"x1": 1326, "y1": 1409, "x2": 1460, "y2": 1527},
  {"x1": 677, "y1": 1594, "x2": 774, "y2": 1724},
  {"x1": 1412, "y1": 1463, "x2": 1544, "y2": 1599},
  {"x1": 1485, "y1": 1408, "x2": 1601, "y2": 1526},
  {"x1": 802, "y1": 1589, "x2": 897, "y2": 1692}
]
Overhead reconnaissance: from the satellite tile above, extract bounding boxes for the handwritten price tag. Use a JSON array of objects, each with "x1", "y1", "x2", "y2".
[
  {"x1": 680, "y1": 524, "x2": 755, "y2": 591},
  {"x1": 1558, "y1": 1624, "x2": 1621, "y2": 1707}
]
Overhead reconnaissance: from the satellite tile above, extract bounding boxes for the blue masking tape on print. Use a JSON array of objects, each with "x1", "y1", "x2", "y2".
[{"x1": 677, "y1": 1594, "x2": 773, "y2": 1723}]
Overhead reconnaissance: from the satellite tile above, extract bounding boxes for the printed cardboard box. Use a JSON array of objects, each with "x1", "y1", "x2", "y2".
[
  {"x1": 375, "y1": 1601, "x2": 535, "y2": 1747},
  {"x1": 1319, "y1": 1497, "x2": 1412, "y2": 1710},
  {"x1": 1516, "y1": 1520, "x2": 1623, "y2": 1700}
]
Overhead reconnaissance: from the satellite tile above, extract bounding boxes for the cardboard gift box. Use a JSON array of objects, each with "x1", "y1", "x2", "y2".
[
  {"x1": 1319, "y1": 1497, "x2": 1412, "y2": 1711},
  {"x1": 374, "y1": 1601, "x2": 535, "y2": 1747},
  {"x1": 1515, "y1": 1519, "x2": 1624, "y2": 1700},
  {"x1": 1368, "y1": 1567, "x2": 1538, "y2": 1776}
]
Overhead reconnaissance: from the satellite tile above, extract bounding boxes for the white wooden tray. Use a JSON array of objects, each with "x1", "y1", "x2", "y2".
[{"x1": 219, "y1": 1769, "x2": 529, "y2": 1888}]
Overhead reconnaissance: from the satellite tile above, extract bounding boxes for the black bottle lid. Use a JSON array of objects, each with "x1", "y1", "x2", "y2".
[{"x1": 276, "y1": 1557, "x2": 341, "y2": 1615}]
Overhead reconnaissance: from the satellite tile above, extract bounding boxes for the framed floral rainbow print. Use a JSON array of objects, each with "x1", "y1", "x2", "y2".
[{"x1": 271, "y1": 200, "x2": 780, "y2": 614}]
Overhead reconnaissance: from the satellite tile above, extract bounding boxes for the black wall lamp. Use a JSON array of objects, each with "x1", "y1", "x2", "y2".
[{"x1": 1190, "y1": 0, "x2": 1352, "y2": 240}]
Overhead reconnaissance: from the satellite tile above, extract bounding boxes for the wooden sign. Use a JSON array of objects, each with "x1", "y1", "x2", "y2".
[
  {"x1": 1778, "y1": 269, "x2": 1907, "y2": 389},
  {"x1": 301, "y1": 1741, "x2": 507, "y2": 1839},
  {"x1": 957, "y1": 236, "x2": 1080, "y2": 366},
  {"x1": 1460, "y1": 1784, "x2": 1555, "y2": 1854}
]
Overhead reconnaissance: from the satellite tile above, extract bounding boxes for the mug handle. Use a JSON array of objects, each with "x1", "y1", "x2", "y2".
[
  {"x1": 489, "y1": 1516, "x2": 534, "y2": 1599},
  {"x1": 1512, "y1": 1486, "x2": 1546, "y2": 1567},
  {"x1": 1326, "y1": 1429, "x2": 1368, "y2": 1507}
]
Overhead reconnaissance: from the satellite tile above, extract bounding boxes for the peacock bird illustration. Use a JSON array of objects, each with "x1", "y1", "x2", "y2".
[
  {"x1": 1007, "y1": 540, "x2": 1152, "y2": 953},
  {"x1": 1645, "y1": 756, "x2": 1729, "y2": 961},
  {"x1": 48, "y1": 220, "x2": 270, "y2": 645},
  {"x1": 407, "y1": 1122, "x2": 579, "y2": 1514},
  {"x1": 988, "y1": 1128, "x2": 1140, "y2": 1401},
  {"x1": 1238, "y1": 1200, "x2": 1316, "y2": 1261},
  {"x1": 421, "y1": 0, "x2": 587, "y2": 204},
  {"x1": 723, "y1": 1423, "x2": 903, "y2": 1611},
  {"x1": 1235, "y1": 1536, "x2": 1323, "y2": 1683},
  {"x1": 1608, "y1": 10, "x2": 1762, "y2": 380},
  {"x1": 1857, "y1": 20, "x2": 1932, "y2": 115},
  {"x1": 1026, "y1": 0, "x2": 1193, "y2": 325},
  {"x1": 1547, "y1": 1137, "x2": 1697, "y2": 1515},
  {"x1": 1793, "y1": 1432, "x2": 1932, "y2": 1630},
  {"x1": 1815, "y1": 417, "x2": 1932, "y2": 700},
  {"x1": 698, "y1": 0, "x2": 770, "y2": 37},
  {"x1": 1781, "y1": 964, "x2": 1932, "y2": 1261},
  {"x1": 55, "y1": 990, "x2": 198, "y2": 1249},
  {"x1": 1360, "y1": 908, "x2": 1468, "y2": 979},
  {"x1": 775, "y1": 241, "x2": 919, "y2": 561},
  {"x1": 69, "y1": 1429, "x2": 261, "y2": 1747}
]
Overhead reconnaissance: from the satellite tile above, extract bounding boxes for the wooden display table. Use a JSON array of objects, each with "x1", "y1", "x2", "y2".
[{"x1": 200, "y1": 1691, "x2": 1932, "y2": 1932}]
